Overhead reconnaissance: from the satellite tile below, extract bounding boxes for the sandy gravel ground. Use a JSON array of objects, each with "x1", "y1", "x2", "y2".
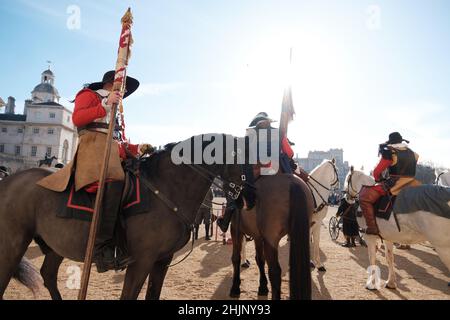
[{"x1": 4, "y1": 207, "x2": 450, "y2": 300}]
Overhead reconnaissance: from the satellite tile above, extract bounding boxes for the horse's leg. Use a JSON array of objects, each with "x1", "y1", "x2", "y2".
[
  {"x1": 365, "y1": 234, "x2": 381, "y2": 290},
  {"x1": 145, "y1": 255, "x2": 173, "y2": 300},
  {"x1": 311, "y1": 221, "x2": 325, "y2": 272},
  {"x1": 264, "y1": 242, "x2": 282, "y2": 300},
  {"x1": 229, "y1": 223, "x2": 243, "y2": 298},
  {"x1": 384, "y1": 241, "x2": 397, "y2": 289},
  {"x1": 121, "y1": 256, "x2": 156, "y2": 300},
  {"x1": 255, "y1": 238, "x2": 269, "y2": 296},
  {"x1": 40, "y1": 251, "x2": 64, "y2": 300},
  {"x1": 0, "y1": 229, "x2": 34, "y2": 298}
]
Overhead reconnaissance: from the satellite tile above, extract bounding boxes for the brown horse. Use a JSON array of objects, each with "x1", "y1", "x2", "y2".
[
  {"x1": 0, "y1": 134, "x2": 246, "y2": 300},
  {"x1": 230, "y1": 173, "x2": 314, "y2": 300}
]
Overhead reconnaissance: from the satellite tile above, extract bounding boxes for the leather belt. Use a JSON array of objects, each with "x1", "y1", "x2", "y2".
[{"x1": 77, "y1": 123, "x2": 109, "y2": 135}]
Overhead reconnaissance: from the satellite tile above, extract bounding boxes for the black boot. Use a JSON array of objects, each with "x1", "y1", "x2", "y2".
[
  {"x1": 194, "y1": 225, "x2": 199, "y2": 240},
  {"x1": 93, "y1": 181, "x2": 132, "y2": 273},
  {"x1": 205, "y1": 223, "x2": 211, "y2": 240},
  {"x1": 217, "y1": 206, "x2": 235, "y2": 233}
]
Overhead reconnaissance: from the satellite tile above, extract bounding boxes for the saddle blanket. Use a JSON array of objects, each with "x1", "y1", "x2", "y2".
[
  {"x1": 57, "y1": 174, "x2": 151, "y2": 221},
  {"x1": 394, "y1": 185, "x2": 450, "y2": 219}
]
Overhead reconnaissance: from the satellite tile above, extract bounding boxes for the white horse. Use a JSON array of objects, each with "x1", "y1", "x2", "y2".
[
  {"x1": 436, "y1": 171, "x2": 450, "y2": 187},
  {"x1": 345, "y1": 168, "x2": 450, "y2": 289},
  {"x1": 302, "y1": 159, "x2": 340, "y2": 272}
]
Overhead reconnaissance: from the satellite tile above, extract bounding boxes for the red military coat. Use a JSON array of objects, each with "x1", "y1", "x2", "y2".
[{"x1": 37, "y1": 89, "x2": 133, "y2": 192}]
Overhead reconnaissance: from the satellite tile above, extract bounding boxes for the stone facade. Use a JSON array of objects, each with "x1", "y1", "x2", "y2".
[
  {"x1": 295, "y1": 148, "x2": 350, "y2": 190},
  {"x1": 0, "y1": 69, "x2": 77, "y2": 173}
]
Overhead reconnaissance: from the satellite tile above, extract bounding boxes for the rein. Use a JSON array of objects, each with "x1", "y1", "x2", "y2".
[
  {"x1": 138, "y1": 161, "x2": 244, "y2": 268},
  {"x1": 306, "y1": 161, "x2": 340, "y2": 213},
  {"x1": 185, "y1": 164, "x2": 245, "y2": 201}
]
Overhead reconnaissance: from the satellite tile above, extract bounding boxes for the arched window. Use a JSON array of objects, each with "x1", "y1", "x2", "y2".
[{"x1": 62, "y1": 140, "x2": 69, "y2": 164}]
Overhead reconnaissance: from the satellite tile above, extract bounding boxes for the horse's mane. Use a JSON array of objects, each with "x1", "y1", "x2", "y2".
[
  {"x1": 309, "y1": 159, "x2": 331, "y2": 176},
  {"x1": 139, "y1": 142, "x2": 178, "y2": 179},
  {"x1": 139, "y1": 133, "x2": 239, "y2": 179}
]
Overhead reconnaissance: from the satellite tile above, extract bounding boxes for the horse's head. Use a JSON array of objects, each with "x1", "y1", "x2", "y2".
[
  {"x1": 167, "y1": 134, "x2": 247, "y2": 200},
  {"x1": 437, "y1": 171, "x2": 450, "y2": 187},
  {"x1": 309, "y1": 159, "x2": 340, "y2": 189},
  {"x1": 344, "y1": 169, "x2": 375, "y2": 199}
]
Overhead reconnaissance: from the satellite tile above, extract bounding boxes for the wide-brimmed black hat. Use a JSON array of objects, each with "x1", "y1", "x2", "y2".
[
  {"x1": 88, "y1": 70, "x2": 139, "y2": 98},
  {"x1": 386, "y1": 132, "x2": 409, "y2": 145},
  {"x1": 248, "y1": 112, "x2": 277, "y2": 128}
]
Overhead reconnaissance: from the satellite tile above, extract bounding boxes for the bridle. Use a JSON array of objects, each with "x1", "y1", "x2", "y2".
[
  {"x1": 307, "y1": 160, "x2": 340, "y2": 213},
  {"x1": 346, "y1": 170, "x2": 360, "y2": 200},
  {"x1": 186, "y1": 163, "x2": 245, "y2": 201},
  {"x1": 435, "y1": 172, "x2": 445, "y2": 185}
]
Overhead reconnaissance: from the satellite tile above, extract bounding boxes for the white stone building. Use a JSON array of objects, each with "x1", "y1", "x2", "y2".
[
  {"x1": 0, "y1": 69, "x2": 77, "y2": 173},
  {"x1": 296, "y1": 148, "x2": 350, "y2": 190}
]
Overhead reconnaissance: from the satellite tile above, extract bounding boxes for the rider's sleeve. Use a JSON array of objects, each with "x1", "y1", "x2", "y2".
[
  {"x1": 72, "y1": 91, "x2": 107, "y2": 127},
  {"x1": 373, "y1": 158, "x2": 393, "y2": 182},
  {"x1": 281, "y1": 136, "x2": 294, "y2": 158}
]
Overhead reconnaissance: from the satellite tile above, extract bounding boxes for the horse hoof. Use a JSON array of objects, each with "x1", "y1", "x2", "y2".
[
  {"x1": 365, "y1": 286, "x2": 378, "y2": 291},
  {"x1": 229, "y1": 288, "x2": 240, "y2": 298},
  {"x1": 258, "y1": 287, "x2": 269, "y2": 296},
  {"x1": 310, "y1": 262, "x2": 316, "y2": 270},
  {"x1": 318, "y1": 266, "x2": 327, "y2": 272},
  {"x1": 385, "y1": 284, "x2": 397, "y2": 290}
]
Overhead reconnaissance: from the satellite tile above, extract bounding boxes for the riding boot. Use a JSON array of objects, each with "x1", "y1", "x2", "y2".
[
  {"x1": 204, "y1": 223, "x2": 211, "y2": 240},
  {"x1": 359, "y1": 187, "x2": 382, "y2": 235},
  {"x1": 217, "y1": 206, "x2": 235, "y2": 233},
  {"x1": 93, "y1": 181, "x2": 131, "y2": 273}
]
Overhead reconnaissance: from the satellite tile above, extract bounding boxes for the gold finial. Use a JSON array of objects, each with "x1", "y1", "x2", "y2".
[{"x1": 121, "y1": 7, "x2": 133, "y2": 25}]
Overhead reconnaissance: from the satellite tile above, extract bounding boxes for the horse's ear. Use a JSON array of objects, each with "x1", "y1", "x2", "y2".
[
  {"x1": 350, "y1": 165, "x2": 354, "y2": 172},
  {"x1": 331, "y1": 158, "x2": 336, "y2": 164}
]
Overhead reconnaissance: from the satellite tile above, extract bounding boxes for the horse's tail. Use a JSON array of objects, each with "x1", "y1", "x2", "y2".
[
  {"x1": 13, "y1": 257, "x2": 42, "y2": 297},
  {"x1": 288, "y1": 182, "x2": 312, "y2": 300}
]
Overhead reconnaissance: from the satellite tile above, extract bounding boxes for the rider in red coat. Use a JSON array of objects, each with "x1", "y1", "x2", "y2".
[
  {"x1": 73, "y1": 88, "x2": 141, "y2": 161},
  {"x1": 359, "y1": 132, "x2": 419, "y2": 235}
]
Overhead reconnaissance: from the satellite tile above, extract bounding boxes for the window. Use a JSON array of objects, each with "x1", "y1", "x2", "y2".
[
  {"x1": 49, "y1": 112, "x2": 56, "y2": 119},
  {"x1": 33, "y1": 128, "x2": 40, "y2": 134},
  {"x1": 15, "y1": 146, "x2": 21, "y2": 156},
  {"x1": 0, "y1": 145, "x2": 4, "y2": 153},
  {"x1": 46, "y1": 147, "x2": 52, "y2": 157},
  {"x1": 31, "y1": 146, "x2": 37, "y2": 157},
  {"x1": 47, "y1": 128, "x2": 54, "y2": 135},
  {"x1": 1, "y1": 128, "x2": 7, "y2": 133},
  {"x1": 17, "y1": 128, "x2": 23, "y2": 134}
]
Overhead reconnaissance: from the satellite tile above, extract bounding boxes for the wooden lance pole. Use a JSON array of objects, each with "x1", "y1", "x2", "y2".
[{"x1": 78, "y1": 8, "x2": 134, "y2": 300}]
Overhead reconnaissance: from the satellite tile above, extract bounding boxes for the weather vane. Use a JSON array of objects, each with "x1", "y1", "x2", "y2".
[{"x1": 47, "y1": 60, "x2": 52, "y2": 70}]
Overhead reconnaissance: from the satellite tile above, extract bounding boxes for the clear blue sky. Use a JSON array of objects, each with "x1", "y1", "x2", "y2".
[{"x1": 1, "y1": 0, "x2": 449, "y2": 170}]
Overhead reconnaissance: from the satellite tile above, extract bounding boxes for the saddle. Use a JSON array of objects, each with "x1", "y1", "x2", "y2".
[
  {"x1": 57, "y1": 171, "x2": 151, "y2": 222},
  {"x1": 374, "y1": 194, "x2": 397, "y2": 220}
]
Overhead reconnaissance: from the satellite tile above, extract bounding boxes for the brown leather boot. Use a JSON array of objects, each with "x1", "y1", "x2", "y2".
[{"x1": 359, "y1": 187, "x2": 381, "y2": 235}]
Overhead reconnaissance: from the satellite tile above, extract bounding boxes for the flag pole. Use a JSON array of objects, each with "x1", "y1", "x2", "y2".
[
  {"x1": 279, "y1": 48, "x2": 295, "y2": 144},
  {"x1": 78, "y1": 7, "x2": 134, "y2": 300}
]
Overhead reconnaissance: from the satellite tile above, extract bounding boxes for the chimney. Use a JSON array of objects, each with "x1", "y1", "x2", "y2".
[
  {"x1": 24, "y1": 99, "x2": 32, "y2": 116},
  {"x1": 6, "y1": 96, "x2": 16, "y2": 114}
]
